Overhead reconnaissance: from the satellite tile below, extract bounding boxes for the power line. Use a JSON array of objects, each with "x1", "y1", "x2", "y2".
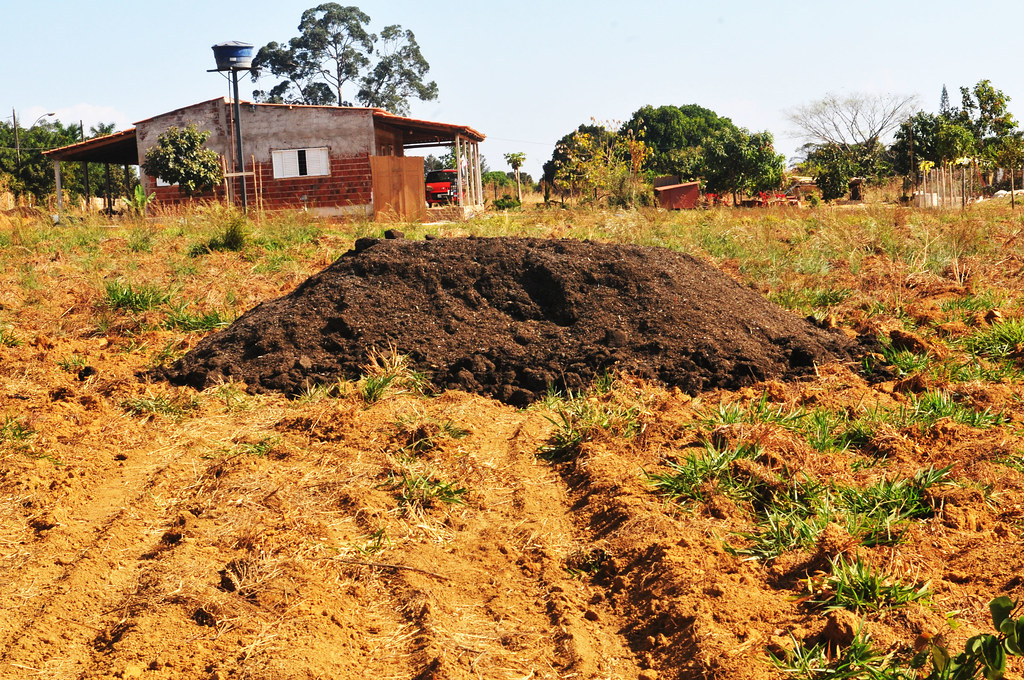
[{"x1": 485, "y1": 137, "x2": 553, "y2": 147}]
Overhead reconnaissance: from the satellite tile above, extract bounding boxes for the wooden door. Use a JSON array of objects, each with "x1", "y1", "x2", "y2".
[{"x1": 370, "y1": 156, "x2": 426, "y2": 222}]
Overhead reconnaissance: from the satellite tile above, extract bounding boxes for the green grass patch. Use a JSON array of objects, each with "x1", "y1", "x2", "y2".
[
  {"x1": 962, "y1": 319, "x2": 1024, "y2": 359},
  {"x1": 121, "y1": 392, "x2": 200, "y2": 421},
  {"x1": 163, "y1": 303, "x2": 233, "y2": 332},
  {"x1": 1, "y1": 416, "x2": 35, "y2": 443},
  {"x1": 726, "y1": 467, "x2": 950, "y2": 561},
  {"x1": 0, "y1": 326, "x2": 21, "y2": 347},
  {"x1": 769, "y1": 287, "x2": 852, "y2": 315},
  {"x1": 940, "y1": 290, "x2": 1007, "y2": 314},
  {"x1": 104, "y1": 280, "x2": 173, "y2": 313},
  {"x1": 538, "y1": 384, "x2": 647, "y2": 460},
  {"x1": 770, "y1": 629, "x2": 911, "y2": 680},
  {"x1": 382, "y1": 469, "x2": 468, "y2": 511},
  {"x1": 806, "y1": 556, "x2": 931, "y2": 613},
  {"x1": 56, "y1": 354, "x2": 88, "y2": 372},
  {"x1": 896, "y1": 390, "x2": 1006, "y2": 430},
  {"x1": 646, "y1": 442, "x2": 763, "y2": 504},
  {"x1": 358, "y1": 347, "x2": 429, "y2": 403}
]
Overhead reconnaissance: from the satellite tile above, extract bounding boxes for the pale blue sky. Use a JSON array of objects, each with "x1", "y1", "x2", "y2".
[{"x1": 5, "y1": 0, "x2": 1022, "y2": 178}]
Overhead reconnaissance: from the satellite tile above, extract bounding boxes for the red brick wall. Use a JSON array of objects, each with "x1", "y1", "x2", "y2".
[
  {"x1": 147, "y1": 153, "x2": 374, "y2": 212},
  {"x1": 253, "y1": 154, "x2": 372, "y2": 211}
]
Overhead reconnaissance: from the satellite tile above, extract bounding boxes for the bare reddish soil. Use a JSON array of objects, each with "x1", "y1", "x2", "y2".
[{"x1": 3, "y1": 215, "x2": 1024, "y2": 680}]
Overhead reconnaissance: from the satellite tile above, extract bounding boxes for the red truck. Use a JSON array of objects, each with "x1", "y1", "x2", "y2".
[{"x1": 425, "y1": 169, "x2": 460, "y2": 206}]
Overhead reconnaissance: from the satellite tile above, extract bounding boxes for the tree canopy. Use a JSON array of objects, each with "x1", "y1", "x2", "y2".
[
  {"x1": 620, "y1": 104, "x2": 738, "y2": 177},
  {"x1": 251, "y1": 3, "x2": 438, "y2": 115},
  {"x1": 887, "y1": 79, "x2": 1017, "y2": 180},
  {"x1": 700, "y1": 129, "x2": 785, "y2": 201},
  {"x1": 141, "y1": 124, "x2": 223, "y2": 197},
  {"x1": 952, "y1": 79, "x2": 1017, "y2": 157},
  {"x1": 788, "y1": 92, "x2": 919, "y2": 151},
  {"x1": 0, "y1": 118, "x2": 133, "y2": 203},
  {"x1": 545, "y1": 105, "x2": 783, "y2": 206}
]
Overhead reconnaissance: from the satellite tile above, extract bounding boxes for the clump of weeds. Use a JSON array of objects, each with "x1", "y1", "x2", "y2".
[
  {"x1": 538, "y1": 375, "x2": 649, "y2": 460},
  {"x1": 358, "y1": 345, "x2": 429, "y2": 403}
]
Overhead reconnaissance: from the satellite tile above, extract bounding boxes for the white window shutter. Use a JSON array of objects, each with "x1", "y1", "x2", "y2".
[{"x1": 272, "y1": 148, "x2": 327, "y2": 178}]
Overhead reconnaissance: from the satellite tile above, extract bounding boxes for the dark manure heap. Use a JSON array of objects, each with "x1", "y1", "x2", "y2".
[{"x1": 156, "y1": 236, "x2": 861, "y2": 405}]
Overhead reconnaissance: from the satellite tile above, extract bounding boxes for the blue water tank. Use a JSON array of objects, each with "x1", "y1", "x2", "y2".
[{"x1": 212, "y1": 41, "x2": 254, "y2": 70}]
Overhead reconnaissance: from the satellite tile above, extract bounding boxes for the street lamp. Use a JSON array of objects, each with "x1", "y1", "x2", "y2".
[{"x1": 10, "y1": 109, "x2": 55, "y2": 171}]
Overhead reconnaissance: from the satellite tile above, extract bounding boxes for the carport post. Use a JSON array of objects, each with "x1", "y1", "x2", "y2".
[{"x1": 53, "y1": 161, "x2": 62, "y2": 211}]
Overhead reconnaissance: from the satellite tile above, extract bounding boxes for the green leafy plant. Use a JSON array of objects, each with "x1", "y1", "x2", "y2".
[
  {"x1": 492, "y1": 194, "x2": 522, "y2": 210},
  {"x1": 123, "y1": 184, "x2": 156, "y2": 218},
  {"x1": 912, "y1": 596, "x2": 1024, "y2": 680},
  {"x1": 141, "y1": 123, "x2": 223, "y2": 196}
]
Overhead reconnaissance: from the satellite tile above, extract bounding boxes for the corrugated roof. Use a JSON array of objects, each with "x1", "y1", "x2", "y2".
[
  {"x1": 43, "y1": 128, "x2": 138, "y2": 164},
  {"x1": 43, "y1": 99, "x2": 485, "y2": 164}
]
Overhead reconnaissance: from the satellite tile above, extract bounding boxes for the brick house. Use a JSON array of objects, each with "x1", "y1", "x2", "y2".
[{"x1": 45, "y1": 97, "x2": 485, "y2": 220}]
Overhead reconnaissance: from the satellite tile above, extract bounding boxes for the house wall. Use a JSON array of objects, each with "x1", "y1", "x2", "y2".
[
  {"x1": 136, "y1": 99, "x2": 377, "y2": 214},
  {"x1": 373, "y1": 125, "x2": 406, "y2": 157}
]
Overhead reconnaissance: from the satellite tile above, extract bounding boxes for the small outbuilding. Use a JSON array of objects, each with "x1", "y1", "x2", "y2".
[
  {"x1": 654, "y1": 180, "x2": 701, "y2": 210},
  {"x1": 44, "y1": 97, "x2": 486, "y2": 220}
]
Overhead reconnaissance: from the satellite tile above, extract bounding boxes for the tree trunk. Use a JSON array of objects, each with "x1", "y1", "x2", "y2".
[{"x1": 515, "y1": 169, "x2": 522, "y2": 204}]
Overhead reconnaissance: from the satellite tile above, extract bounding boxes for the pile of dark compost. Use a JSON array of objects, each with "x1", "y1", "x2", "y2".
[{"x1": 155, "y1": 236, "x2": 862, "y2": 405}]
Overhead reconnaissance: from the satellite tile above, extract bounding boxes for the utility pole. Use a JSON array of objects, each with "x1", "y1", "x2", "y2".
[
  {"x1": 11, "y1": 108, "x2": 20, "y2": 172},
  {"x1": 231, "y1": 67, "x2": 247, "y2": 213}
]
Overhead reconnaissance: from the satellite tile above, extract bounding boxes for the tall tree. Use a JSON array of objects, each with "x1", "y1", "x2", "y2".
[
  {"x1": 0, "y1": 118, "x2": 89, "y2": 201},
  {"x1": 939, "y1": 85, "x2": 951, "y2": 117},
  {"x1": 788, "y1": 92, "x2": 919, "y2": 150},
  {"x1": 954, "y1": 79, "x2": 1017, "y2": 157},
  {"x1": 356, "y1": 26, "x2": 437, "y2": 116},
  {"x1": 504, "y1": 152, "x2": 526, "y2": 203},
  {"x1": 620, "y1": 104, "x2": 738, "y2": 177},
  {"x1": 996, "y1": 133, "x2": 1024, "y2": 209},
  {"x1": 542, "y1": 123, "x2": 614, "y2": 185},
  {"x1": 701, "y1": 128, "x2": 785, "y2": 203},
  {"x1": 252, "y1": 4, "x2": 438, "y2": 114},
  {"x1": 789, "y1": 92, "x2": 917, "y2": 181},
  {"x1": 890, "y1": 112, "x2": 942, "y2": 176}
]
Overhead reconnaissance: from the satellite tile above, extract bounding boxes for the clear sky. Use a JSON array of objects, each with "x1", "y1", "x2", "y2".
[{"x1": 4, "y1": 0, "x2": 1023, "y2": 179}]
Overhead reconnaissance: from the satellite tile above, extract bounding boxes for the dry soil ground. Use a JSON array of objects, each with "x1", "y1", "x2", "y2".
[{"x1": 3, "y1": 206, "x2": 1024, "y2": 680}]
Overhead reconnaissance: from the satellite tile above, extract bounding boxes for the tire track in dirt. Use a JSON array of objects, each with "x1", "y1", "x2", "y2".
[
  {"x1": 0, "y1": 426, "x2": 199, "y2": 678},
  {"x1": 340, "y1": 400, "x2": 648, "y2": 679},
  {"x1": 538, "y1": 413, "x2": 801, "y2": 680}
]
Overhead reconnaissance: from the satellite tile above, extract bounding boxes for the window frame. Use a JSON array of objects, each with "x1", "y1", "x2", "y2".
[{"x1": 271, "y1": 147, "x2": 330, "y2": 179}]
